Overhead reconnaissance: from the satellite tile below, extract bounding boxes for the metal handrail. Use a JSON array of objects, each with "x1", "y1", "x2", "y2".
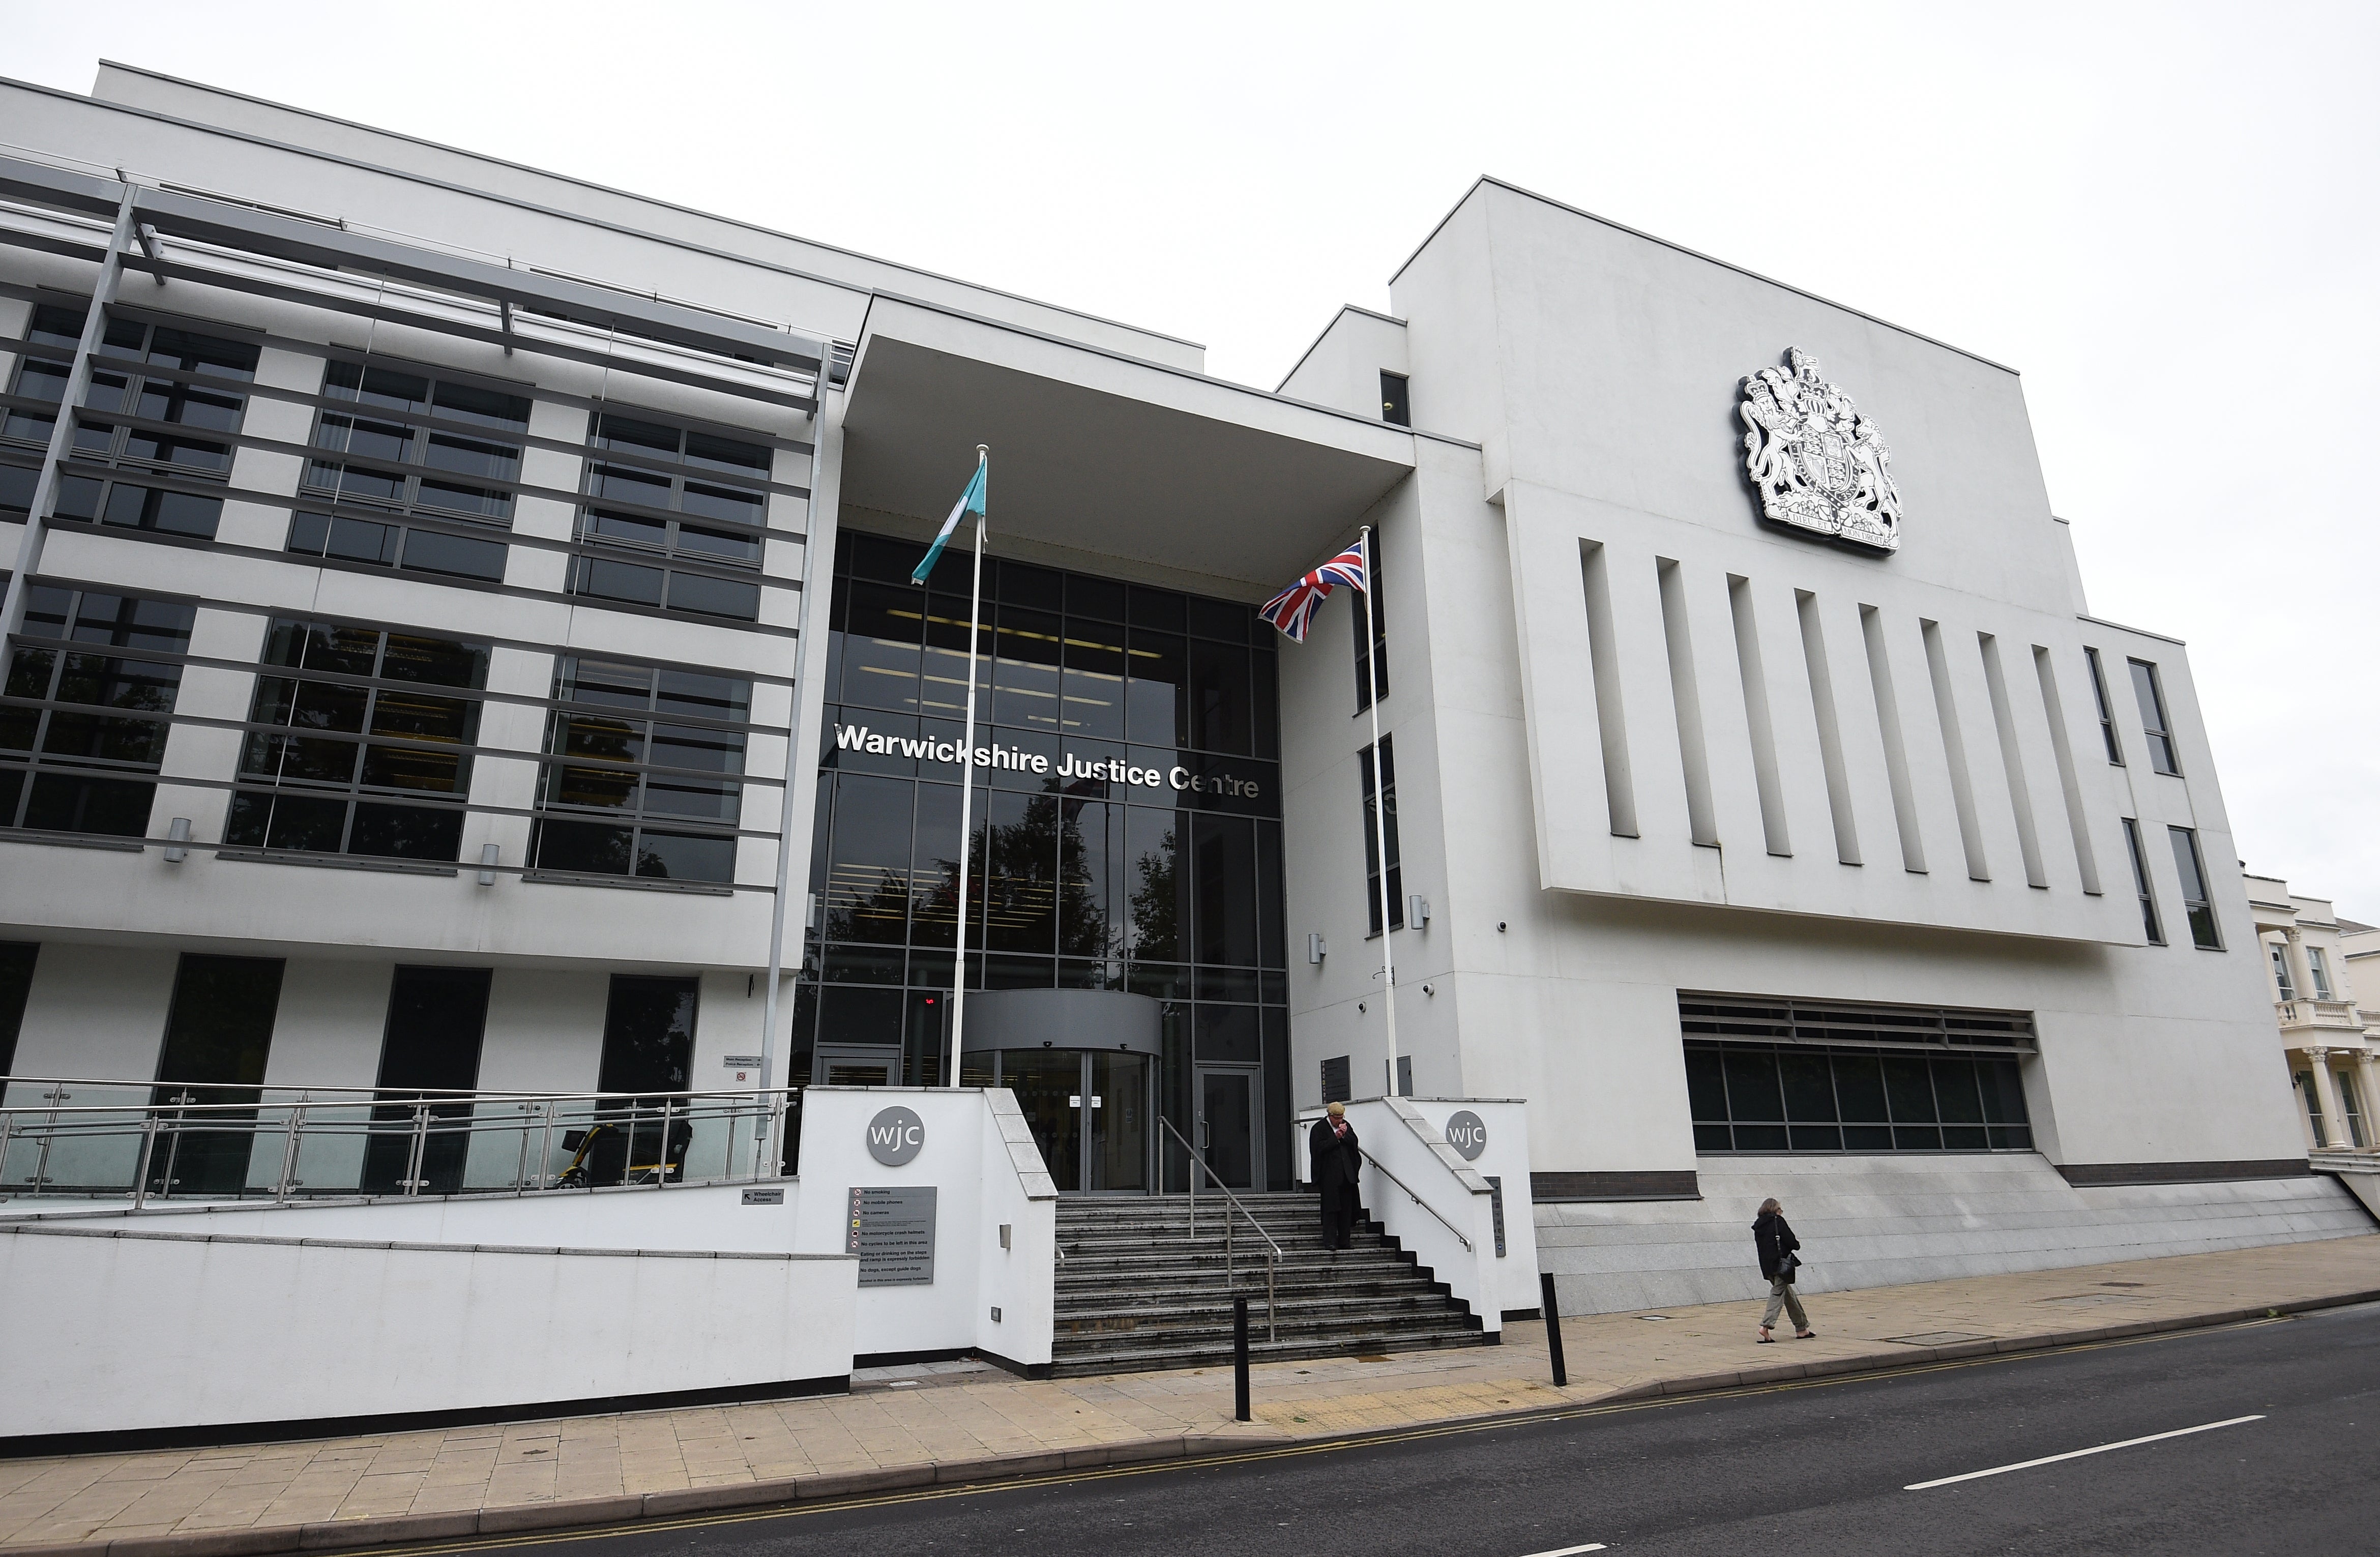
[
  {"x1": 1158, "y1": 1114, "x2": 1277, "y2": 1342},
  {"x1": 1358, "y1": 1148, "x2": 1475, "y2": 1253},
  {"x1": 0, "y1": 1081, "x2": 801, "y2": 1205}
]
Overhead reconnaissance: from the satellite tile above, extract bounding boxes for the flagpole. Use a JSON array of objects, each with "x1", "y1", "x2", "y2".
[
  {"x1": 948, "y1": 445, "x2": 989, "y2": 1088},
  {"x1": 1360, "y1": 526, "x2": 1400, "y2": 1098}
]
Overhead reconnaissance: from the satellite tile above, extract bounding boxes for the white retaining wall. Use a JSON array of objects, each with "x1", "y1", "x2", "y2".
[
  {"x1": 0, "y1": 1220, "x2": 856, "y2": 1440},
  {"x1": 1537, "y1": 1153, "x2": 2377, "y2": 1314}
]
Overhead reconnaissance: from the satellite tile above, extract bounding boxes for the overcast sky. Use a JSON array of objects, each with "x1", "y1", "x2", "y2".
[{"x1": 12, "y1": 3, "x2": 2378, "y2": 919}]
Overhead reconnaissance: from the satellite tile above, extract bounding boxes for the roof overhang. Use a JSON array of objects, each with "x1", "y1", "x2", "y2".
[{"x1": 839, "y1": 295, "x2": 1414, "y2": 593}]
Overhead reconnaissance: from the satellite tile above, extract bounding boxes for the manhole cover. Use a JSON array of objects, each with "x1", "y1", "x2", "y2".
[{"x1": 1883, "y1": 1331, "x2": 1995, "y2": 1345}]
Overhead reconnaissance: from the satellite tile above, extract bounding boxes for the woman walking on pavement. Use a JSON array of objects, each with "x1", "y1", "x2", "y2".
[{"x1": 1753, "y1": 1196, "x2": 1816, "y2": 1342}]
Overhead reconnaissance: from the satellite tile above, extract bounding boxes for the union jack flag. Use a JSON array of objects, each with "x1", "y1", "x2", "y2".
[{"x1": 1259, "y1": 539, "x2": 1369, "y2": 642}]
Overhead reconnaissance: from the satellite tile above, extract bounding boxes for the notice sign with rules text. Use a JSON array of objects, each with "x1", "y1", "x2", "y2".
[{"x1": 847, "y1": 1185, "x2": 937, "y2": 1286}]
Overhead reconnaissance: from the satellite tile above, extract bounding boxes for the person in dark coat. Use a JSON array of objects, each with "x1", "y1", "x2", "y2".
[
  {"x1": 1309, "y1": 1101, "x2": 1362, "y2": 1249},
  {"x1": 1753, "y1": 1196, "x2": 1815, "y2": 1342}
]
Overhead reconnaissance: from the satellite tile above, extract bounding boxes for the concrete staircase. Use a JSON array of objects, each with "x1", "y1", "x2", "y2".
[{"x1": 1050, "y1": 1192, "x2": 1488, "y2": 1376}]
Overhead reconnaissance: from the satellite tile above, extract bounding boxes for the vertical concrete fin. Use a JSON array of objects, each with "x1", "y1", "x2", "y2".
[
  {"x1": 2031, "y1": 643, "x2": 2103, "y2": 895},
  {"x1": 1795, "y1": 590, "x2": 1861, "y2": 866},
  {"x1": 1920, "y1": 618, "x2": 1990, "y2": 882},
  {"x1": 1859, "y1": 604, "x2": 1927, "y2": 873},
  {"x1": 1655, "y1": 558, "x2": 1717, "y2": 848},
  {"x1": 1579, "y1": 539, "x2": 1637, "y2": 838},
  {"x1": 1726, "y1": 575, "x2": 1790, "y2": 858},
  {"x1": 1979, "y1": 633, "x2": 2049, "y2": 889}
]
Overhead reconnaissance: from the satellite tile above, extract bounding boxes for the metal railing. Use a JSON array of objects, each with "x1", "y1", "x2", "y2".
[
  {"x1": 1160, "y1": 1114, "x2": 1278, "y2": 1341},
  {"x1": 0, "y1": 1077, "x2": 800, "y2": 1206},
  {"x1": 1359, "y1": 1147, "x2": 1475, "y2": 1253}
]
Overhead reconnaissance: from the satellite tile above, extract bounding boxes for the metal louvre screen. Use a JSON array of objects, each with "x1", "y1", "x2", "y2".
[{"x1": 1680, "y1": 993, "x2": 2036, "y2": 1155}]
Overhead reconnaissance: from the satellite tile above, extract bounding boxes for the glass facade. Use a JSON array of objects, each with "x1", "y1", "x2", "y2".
[{"x1": 798, "y1": 531, "x2": 1290, "y2": 1187}]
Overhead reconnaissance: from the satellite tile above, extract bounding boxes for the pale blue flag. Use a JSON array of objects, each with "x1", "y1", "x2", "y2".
[{"x1": 911, "y1": 460, "x2": 987, "y2": 585}]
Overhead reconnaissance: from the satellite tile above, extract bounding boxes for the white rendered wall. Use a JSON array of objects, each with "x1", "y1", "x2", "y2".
[
  {"x1": 0, "y1": 1219, "x2": 856, "y2": 1440},
  {"x1": 789, "y1": 1086, "x2": 1058, "y2": 1368},
  {"x1": 1276, "y1": 307, "x2": 1408, "y2": 420}
]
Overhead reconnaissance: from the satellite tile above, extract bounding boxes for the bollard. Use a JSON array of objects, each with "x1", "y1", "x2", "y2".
[
  {"x1": 1233, "y1": 1295, "x2": 1251, "y2": 1421},
  {"x1": 1540, "y1": 1271, "x2": 1568, "y2": 1387}
]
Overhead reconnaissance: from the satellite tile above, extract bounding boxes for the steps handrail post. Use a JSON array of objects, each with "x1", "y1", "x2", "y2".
[
  {"x1": 1540, "y1": 1271, "x2": 1568, "y2": 1387},
  {"x1": 1232, "y1": 1295, "x2": 1251, "y2": 1421},
  {"x1": 1267, "y1": 1248, "x2": 1277, "y2": 1342}
]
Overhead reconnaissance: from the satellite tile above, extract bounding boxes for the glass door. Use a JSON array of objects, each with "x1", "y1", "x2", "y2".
[
  {"x1": 1002, "y1": 1049, "x2": 1084, "y2": 1192},
  {"x1": 1195, "y1": 1066, "x2": 1261, "y2": 1191},
  {"x1": 1086, "y1": 1053, "x2": 1150, "y2": 1191},
  {"x1": 814, "y1": 1047, "x2": 898, "y2": 1086}
]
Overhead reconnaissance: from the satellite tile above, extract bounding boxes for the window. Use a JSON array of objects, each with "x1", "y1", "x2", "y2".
[
  {"x1": 1359, "y1": 735, "x2": 1402, "y2": 934},
  {"x1": 571, "y1": 410, "x2": 773, "y2": 621},
  {"x1": 2309, "y1": 946, "x2": 2334, "y2": 1000},
  {"x1": 2167, "y1": 826, "x2": 2220, "y2": 949},
  {"x1": 224, "y1": 618, "x2": 490, "y2": 863},
  {"x1": 149, "y1": 954, "x2": 285, "y2": 1197},
  {"x1": 362, "y1": 965, "x2": 492, "y2": 1195},
  {"x1": 1351, "y1": 539, "x2": 1388, "y2": 711},
  {"x1": 2338, "y1": 1067, "x2": 2368, "y2": 1148},
  {"x1": 805, "y1": 530, "x2": 1290, "y2": 1191},
  {"x1": 2, "y1": 584, "x2": 194, "y2": 837},
  {"x1": 598, "y1": 975, "x2": 698, "y2": 1097},
  {"x1": 1379, "y1": 371, "x2": 1410, "y2": 427},
  {"x1": 289, "y1": 359, "x2": 528, "y2": 583},
  {"x1": 9, "y1": 305, "x2": 258, "y2": 542},
  {"x1": 528, "y1": 655, "x2": 751, "y2": 885},
  {"x1": 2083, "y1": 647, "x2": 2123, "y2": 765},
  {"x1": 2271, "y1": 943, "x2": 2297, "y2": 1000},
  {"x1": 1685, "y1": 1041, "x2": 2033, "y2": 1154},
  {"x1": 1680, "y1": 995, "x2": 2036, "y2": 1154},
  {"x1": 2297, "y1": 1071, "x2": 2329, "y2": 1148},
  {"x1": 0, "y1": 941, "x2": 36, "y2": 1077},
  {"x1": 2122, "y1": 817, "x2": 2163, "y2": 944},
  {"x1": 1320, "y1": 1054, "x2": 1351, "y2": 1103},
  {"x1": 2323, "y1": 1066, "x2": 2361, "y2": 1152},
  {"x1": 2128, "y1": 658, "x2": 2180, "y2": 775}
]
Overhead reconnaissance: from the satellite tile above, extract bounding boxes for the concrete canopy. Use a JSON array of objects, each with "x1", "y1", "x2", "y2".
[{"x1": 839, "y1": 296, "x2": 1418, "y2": 594}]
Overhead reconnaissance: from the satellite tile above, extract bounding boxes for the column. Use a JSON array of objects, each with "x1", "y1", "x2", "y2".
[
  {"x1": 2302, "y1": 1047, "x2": 2344, "y2": 1151},
  {"x1": 2355, "y1": 1051, "x2": 2380, "y2": 1150}
]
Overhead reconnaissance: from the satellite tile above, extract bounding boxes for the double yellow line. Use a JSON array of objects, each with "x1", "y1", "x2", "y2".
[{"x1": 355, "y1": 1315, "x2": 2293, "y2": 1555}]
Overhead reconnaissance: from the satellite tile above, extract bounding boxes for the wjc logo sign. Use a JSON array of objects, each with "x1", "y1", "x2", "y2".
[
  {"x1": 865, "y1": 1105, "x2": 926, "y2": 1166},
  {"x1": 1444, "y1": 1110, "x2": 1488, "y2": 1162}
]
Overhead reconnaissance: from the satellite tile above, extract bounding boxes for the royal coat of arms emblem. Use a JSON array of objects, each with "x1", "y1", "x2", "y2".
[{"x1": 1737, "y1": 348, "x2": 1902, "y2": 552}]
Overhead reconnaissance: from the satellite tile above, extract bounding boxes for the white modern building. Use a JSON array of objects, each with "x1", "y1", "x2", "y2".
[{"x1": 0, "y1": 62, "x2": 2369, "y2": 1441}]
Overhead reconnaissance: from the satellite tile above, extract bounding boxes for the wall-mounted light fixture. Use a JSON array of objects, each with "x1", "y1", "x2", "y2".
[
  {"x1": 477, "y1": 842, "x2": 499, "y2": 886},
  {"x1": 163, "y1": 816, "x2": 191, "y2": 864},
  {"x1": 1308, "y1": 932, "x2": 1327, "y2": 964},
  {"x1": 1407, "y1": 894, "x2": 1431, "y2": 928}
]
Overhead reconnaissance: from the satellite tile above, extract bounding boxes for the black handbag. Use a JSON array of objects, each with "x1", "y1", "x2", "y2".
[{"x1": 1780, "y1": 1250, "x2": 1800, "y2": 1285}]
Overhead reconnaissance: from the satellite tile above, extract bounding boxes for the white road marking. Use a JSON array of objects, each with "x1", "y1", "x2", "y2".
[
  {"x1": 1516, "y1": 1545, "x2": 1607, "y2": 1556},
  {"x1": 1904, "y1": 1415, "x2": 2267, "y2": 1490}
]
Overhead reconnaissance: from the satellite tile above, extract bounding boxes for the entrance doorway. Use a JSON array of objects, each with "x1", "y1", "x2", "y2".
[
  {"x1": 814, "y1": 1046, "x2": 898, "y2": 1086},
  {"x1": 1194, "y1": 1065, "x2": 1263, "y2": 1191},
  {"x1": 994, "y1": 1050, "x2": 1152, "y2": 1193}
]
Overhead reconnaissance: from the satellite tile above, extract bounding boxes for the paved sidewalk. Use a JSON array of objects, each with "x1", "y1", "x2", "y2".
[{"x1": 4, "y1": 1236, "x2": 2375, "y2": 1553}]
